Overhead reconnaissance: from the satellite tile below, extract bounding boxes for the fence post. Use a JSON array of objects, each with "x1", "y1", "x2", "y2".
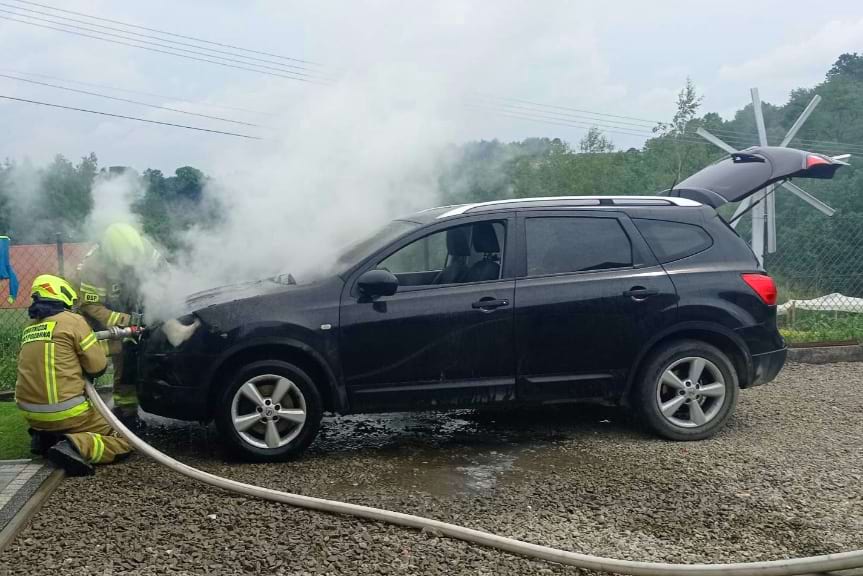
[{"x1": 56, "y1": 233, "x2": 64, "y2": 277}]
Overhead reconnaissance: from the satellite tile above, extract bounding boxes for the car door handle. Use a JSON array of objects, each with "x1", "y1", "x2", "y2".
[
  {"x1": 472, "y1": 298, "x2": 510, "y2": 311},
  {"x1": 623, "y1": 286, "x2": 659, "y2": 300}
]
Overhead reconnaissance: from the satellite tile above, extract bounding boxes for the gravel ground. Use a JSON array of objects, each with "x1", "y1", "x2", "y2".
[{"x1": 2, "y1": 362, "x2": 862, "y2": 576}]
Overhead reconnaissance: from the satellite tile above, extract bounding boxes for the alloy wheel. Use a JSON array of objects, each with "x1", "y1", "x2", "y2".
[
  {"x1": 230, "y1": 374, "x2": 307, "y2": 449},
  {"x1": 654, "y1": 356, "x2": 726, "y2": 429}
]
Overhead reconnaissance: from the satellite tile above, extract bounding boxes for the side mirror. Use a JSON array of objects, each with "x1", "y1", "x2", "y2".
[{"x1": 357, "y1": 269, "x2": 399, "y2": 299}]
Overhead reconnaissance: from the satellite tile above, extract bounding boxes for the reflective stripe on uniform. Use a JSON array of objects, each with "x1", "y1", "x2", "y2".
[
  {"x1": 17, "y1": 395, "x2": 87, "y2": 413},
  {"x1": 44, "y1": 342, "x2": 57, "y2": 404},
  {"x1": 90, "y1": 433, "x2": 105, "y2": 463},
  {"x1": 107, "y1": 311, "x2": 120, "y2": 326},
  {"x1": 80, "y1": 332, "x2": 97, "y2": 351},
  {"x1": 18, "y1": 399, "x2": 91, "y2": 422}
]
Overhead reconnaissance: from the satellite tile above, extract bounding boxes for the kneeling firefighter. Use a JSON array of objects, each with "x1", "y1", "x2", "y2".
[
  {"x1": 76, "y1": 223, "x2": 161, "y2": 423},
  {"x1": 15, "y1": 275, "x2": 132, "y2": 476}
]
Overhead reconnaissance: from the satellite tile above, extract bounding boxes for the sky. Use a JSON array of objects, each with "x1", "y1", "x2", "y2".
[{"x1": 1, "y1": 0, "x2": 862, "y2": 173}]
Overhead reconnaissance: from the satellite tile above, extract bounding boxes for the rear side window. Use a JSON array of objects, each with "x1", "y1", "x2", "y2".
[
  {"x1": 633, "y1": 218, "x2": 712, "y2": 263},
  {"x1": 526, "y1": 217, "x2": 633, "y2": 276}
]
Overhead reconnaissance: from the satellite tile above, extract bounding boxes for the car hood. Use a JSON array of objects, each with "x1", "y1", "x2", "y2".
[
  {"x1": 185, "y1": 274, "x2": 297, "y2": 310},
  {"x1": 661, "y1": 146, "x2": 847, "y2": 207}
]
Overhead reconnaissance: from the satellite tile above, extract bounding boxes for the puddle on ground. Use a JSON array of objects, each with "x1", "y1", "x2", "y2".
[{"x1": 130, "y1": 402, "x2": 642, "y2": 498}]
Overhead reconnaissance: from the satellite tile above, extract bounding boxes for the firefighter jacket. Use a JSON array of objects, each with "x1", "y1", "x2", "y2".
[
  {"x1": 75, "y1": 246, "x2": 138, "y2": 331},
  {"x1": 15, "y1": 310, "x2": 107, "y2": 423}
]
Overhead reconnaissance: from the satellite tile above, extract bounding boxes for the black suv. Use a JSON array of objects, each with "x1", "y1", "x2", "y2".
[{"x1": 138, "y1": 146, "x2": 845, "y2": 461}]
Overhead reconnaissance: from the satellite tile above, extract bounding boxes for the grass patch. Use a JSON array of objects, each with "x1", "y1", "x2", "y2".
[
  {"x1": 0, "y1": 402, "x2": 32, "y2": 460},
  {"x1": 779, "y1": 309, "x2": 863, "y2": 344},
  {"x1": 0, "y1": 309, "x2": 27, "y2": 391}
]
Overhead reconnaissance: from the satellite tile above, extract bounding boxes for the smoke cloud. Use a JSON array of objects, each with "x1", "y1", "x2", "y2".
[{"x1": 131, "y1": 70, "x2": 466, "y2": 321}]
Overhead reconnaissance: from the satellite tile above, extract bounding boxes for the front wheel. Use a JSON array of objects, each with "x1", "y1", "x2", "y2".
[
  {"x1": 215, "y1": 360, "x2": 323, "y2": 461},
  {"x1": 635, "y1": 340, "x2": 739, "y2": 441}
]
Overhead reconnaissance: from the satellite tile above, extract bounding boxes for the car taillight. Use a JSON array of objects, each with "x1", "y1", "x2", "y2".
[
  {"x1": 806, "y1": 154, "x2": 830, "y2": 169},
  {"x1": 742, "y1": 273, "x2": 777, "y2": 305}
]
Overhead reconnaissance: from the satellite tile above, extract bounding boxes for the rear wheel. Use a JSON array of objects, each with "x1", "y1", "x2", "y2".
[
  {"x1": 635, "y1": 340, "x2": 738, "y2": 441},
  {"x1": 215, "y1": 360, "x2": 322, "y2": 461}
]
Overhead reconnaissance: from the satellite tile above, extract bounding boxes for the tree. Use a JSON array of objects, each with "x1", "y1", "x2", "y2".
[
  {"x1": 654, "y1": 77, "x2": 704, "y2": 184},
  {"x1": 827, "y1": 52, "x2": 863, "y2": 81},
  {"x1": 578, "y1": 127, "x2": 615, "y2": 153}
]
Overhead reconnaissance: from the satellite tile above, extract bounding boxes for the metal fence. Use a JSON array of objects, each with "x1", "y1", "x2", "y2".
[
  {"x1": 0, "y1": 238, "x2": 93, "y2": 390},
  {"x1": 763, "y1": 215, "x2": 863, "y2": 345}
]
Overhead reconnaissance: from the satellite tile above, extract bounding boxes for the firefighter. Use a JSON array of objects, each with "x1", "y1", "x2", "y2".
[
  {"x1": 15, "y1": 274, "x2": 132, "y2": 476},
  {"x1": 76, "y1": 223, "x2": 160, "y2": 423}
]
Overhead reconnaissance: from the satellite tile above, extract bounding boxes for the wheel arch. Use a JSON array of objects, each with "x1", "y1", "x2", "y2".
[
  {"x1": 205, "y1": 339, "x2": 344, "y2": 419},
  {"x1": 622, "y1": 322, "x2": 752, "y2": 406}
]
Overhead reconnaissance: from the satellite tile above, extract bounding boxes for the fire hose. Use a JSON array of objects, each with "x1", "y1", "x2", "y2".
[{"x1": 86, "y1": 328, "x2": 863, "y2": 576}]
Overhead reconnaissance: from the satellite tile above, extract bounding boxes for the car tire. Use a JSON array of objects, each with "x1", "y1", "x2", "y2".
[
  {"x1": 215, "y1": 360, "x2": 323, "y2": 462},
  {"x1": 635, "y1": 339, "x2": 739, "y2": 441}
]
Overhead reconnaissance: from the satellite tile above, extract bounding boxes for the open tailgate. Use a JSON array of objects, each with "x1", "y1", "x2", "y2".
[{"x1": 660, "y1": 146, "x2": 848, "y2": 208}]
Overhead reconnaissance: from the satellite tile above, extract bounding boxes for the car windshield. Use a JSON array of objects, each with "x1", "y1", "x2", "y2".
[{"x1": 334, "y1": 219, "x2": 420, "y2": 272}]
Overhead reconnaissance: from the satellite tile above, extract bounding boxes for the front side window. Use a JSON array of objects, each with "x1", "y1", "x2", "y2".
[
  {"x1": 526, "y1": 217, "x2": 632, "y2": 276},
  {"x1": 377, "y1": 221, "x2": 506, "y2": 286}
]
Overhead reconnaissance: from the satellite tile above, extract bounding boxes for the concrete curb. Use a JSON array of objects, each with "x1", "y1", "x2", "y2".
[
  {"x1": 0, "y1": 467, "x2": 64, "y2": 555},
  {"x1": 787, "y1": 345, "x2": 863, "y2": 365}
]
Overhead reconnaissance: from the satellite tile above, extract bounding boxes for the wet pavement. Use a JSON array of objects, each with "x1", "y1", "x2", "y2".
[{"x1": 137, "y1": 402, "x2": 624, "y2": 499}]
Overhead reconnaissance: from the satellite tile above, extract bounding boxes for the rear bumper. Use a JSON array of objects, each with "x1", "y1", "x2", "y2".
[{"x1": 747, "y1": 347, "x2": 787, "y2": 388}]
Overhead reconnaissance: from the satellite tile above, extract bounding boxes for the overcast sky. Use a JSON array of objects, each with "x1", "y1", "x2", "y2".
[{"x1": 1, "y1": 0, "x2": 861, "y2": 173}]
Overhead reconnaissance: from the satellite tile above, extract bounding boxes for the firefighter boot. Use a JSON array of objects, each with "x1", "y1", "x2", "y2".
[
  {"x1": 28, "y1": 429, "x2": 63, "y2": 455},
  {"x1": 46, "y1": 440, "x2": 95, "y2": 477}
]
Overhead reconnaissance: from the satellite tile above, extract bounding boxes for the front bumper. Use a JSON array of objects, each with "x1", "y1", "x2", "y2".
[
  {"x1": 137, "y1": 323, "x2": 215, "y2": 421},
  {"x1": 138, "y1": 372, "x2": 208, "y2": 420},
  {"x1": 748, "y1": 347, "x2": 787, "y2": 388}
]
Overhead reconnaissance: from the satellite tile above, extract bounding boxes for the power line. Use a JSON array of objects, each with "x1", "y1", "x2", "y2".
[
  {"x1": 0, "y1": 68, "x2": 272, "y2": 116},
  {"x1": 470, "y1": 99, "x2": 666, "y2": 131},
  {"x1": 0, "y1": 94, "x2": 262, "y2": 139},
  {"x1": 0, "y1": 14, "x2": 327, "y2": 85},
  {"x1": 0, "y1": 9, "x2": 329, "y2": 82},
  {"x1": 0, "y1": 72, "x2": 261, "y2": 127},
  {"x1": 468, "y1": 105, "x2": 710, "y2": 145},
  {"x1": 0, "y1": 2, "x2": 327, "y2": 76},
  {"x1": 477, "y1": 94, "x2": 661, "y2": 126},
  {"x1": 469, "y1": 103, "x2": 713, "y2": 143},
  {"x1": 687, "y1": 128, "x2": 863, "y2": 155},
  {"x1": 479, "y1": 95, "x2": 863, "y2": 153},
  {"x1": 5, "y1": 0, "x2": 322, "y2": 66}
]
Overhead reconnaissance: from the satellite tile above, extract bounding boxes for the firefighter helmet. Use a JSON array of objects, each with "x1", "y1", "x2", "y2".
[
  {"x1": 31, "y1": 274, "x2": 78, "y2": 308},
  {"x1": 101, "y1": 223, "x2": 151, "y2": 268}
]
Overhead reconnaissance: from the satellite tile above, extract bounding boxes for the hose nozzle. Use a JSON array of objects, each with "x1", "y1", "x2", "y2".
[{"x1": 94, "y1": 325, "x2": 141, "y2": 341}]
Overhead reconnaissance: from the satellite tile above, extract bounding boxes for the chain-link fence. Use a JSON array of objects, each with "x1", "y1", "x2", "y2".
[
  {"x1": 0, "y1": 238, "x2": 93, "y2": 391},
  {"x1": 763, "y1": 214, "x2": 863, "y2": 345}
]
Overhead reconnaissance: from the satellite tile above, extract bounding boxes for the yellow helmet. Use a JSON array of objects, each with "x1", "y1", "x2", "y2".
[
  {"x1": 31, "y1": 274, "x2": 78, "y2": 308},
  {"x1": 101, "y1": 223, "x2": 151, "y2": 268}
]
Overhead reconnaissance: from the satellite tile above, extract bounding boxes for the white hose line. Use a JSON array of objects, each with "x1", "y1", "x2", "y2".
[{"x1": 85, "y1": 383, "x2": 863, "y2": 576}]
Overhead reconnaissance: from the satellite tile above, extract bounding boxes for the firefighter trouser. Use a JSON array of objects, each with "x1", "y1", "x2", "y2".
[
  {"x1": 111, "y1": 344, "x2": 138, "y2": 411},
  {"x1": 28, "y1": 406, "x2": 132, "y2": 464}
]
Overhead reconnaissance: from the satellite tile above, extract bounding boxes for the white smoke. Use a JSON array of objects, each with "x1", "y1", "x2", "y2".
[
  {"x1": 138, "y1": 69, "x2": 464, "y2": 321},
  {"x1": 23, "y1": 1, "x2": 622, "y2": 322},
  {"x1": 86, "y1": 169, "x2": 145, "y2": 241}
]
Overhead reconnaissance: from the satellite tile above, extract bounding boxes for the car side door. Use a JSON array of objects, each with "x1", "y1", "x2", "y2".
[
  {"x1": 513, "y1": 210, "x2": 678, "y2": 403},
  {"x1": 339, "y1": 214, "x2": 517, "y2": 412}
]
